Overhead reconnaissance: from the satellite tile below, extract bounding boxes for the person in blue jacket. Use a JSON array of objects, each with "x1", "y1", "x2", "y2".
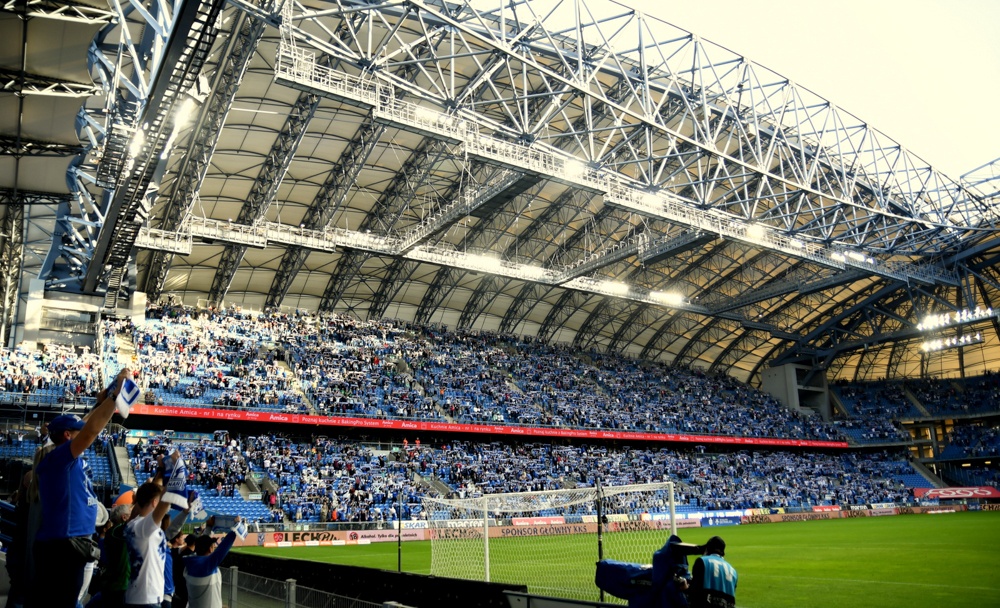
[
  {"x1": 182, "y1": 517, "x2": 241, "y2": 608},
  {"x1": 34, "y1": 369, "x2": 129, "y2": 607},
  {"x1": 689, "y1": 537, "x2": 737, "y2": 608}
]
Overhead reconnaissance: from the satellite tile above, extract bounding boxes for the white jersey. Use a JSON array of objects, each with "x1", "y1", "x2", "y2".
[
  {"x1": 185, "y1": 569, "x2": 223, "y2": 608},
  {"x1": 124, "y1": 512, "x2": 168, "y2": 605}
]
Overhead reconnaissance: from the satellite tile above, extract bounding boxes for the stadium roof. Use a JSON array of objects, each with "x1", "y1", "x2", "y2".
[{"x1": 2, "y1": 0, "x2": 999, "y2": 385}]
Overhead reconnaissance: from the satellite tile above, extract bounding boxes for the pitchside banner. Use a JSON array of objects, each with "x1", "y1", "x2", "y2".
[
  {"x1": 128, "y1": 404, "x2": 849, "y2": 448},
  {"x1": 913, "y1": 487, "x2": 1000, "y2": 500},
  {"x1": 512, "y1": 516, "x2": 565, "y2": 526},
  {"x1": 741, "y1": 505, "x2": 969, "y2": 524},
  {"x1": 700, "y1": 516, "x2": 741, "y2": 527}
]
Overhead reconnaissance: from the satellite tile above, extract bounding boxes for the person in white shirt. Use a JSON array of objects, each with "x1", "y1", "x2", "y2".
[
  {"x1": 184, "y1": 516, "x2": 242, "y2": 608},
  {"x1": 125, "y1": 478, "x2": 171, "y2": 607}
]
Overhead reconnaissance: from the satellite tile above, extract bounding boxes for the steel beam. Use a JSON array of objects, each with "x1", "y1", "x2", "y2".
[
  {"x1": 207, "y1": 92, "x2": 320, "y2": 305},
  {"x1": 0, "y1": 68, "x2": 101, "y2": 97},
  {"x1": 83, "y1": 0, "x2": 229, "y2": 293},
  {"x1": 0, "y1": 0, "x2": 114, "y2": 24},
  {"x1": 143, "y1": 7, "x2": 271, "y2": 301},
  {"x1": 264, "y1": 115, "x2": 386, "y2": 309},
  {"x1": 0, "y1": 205, "x2": 24, "y2": 346},
  {"x1": 317, "y1": 137, "x2": 448, "y2": 314},
  {"x1": 0, "y1": 135, "x2": 84, "y2": 158},
  {"x1": 0, "y1": 188, "x2": 71, "y2": 205}
]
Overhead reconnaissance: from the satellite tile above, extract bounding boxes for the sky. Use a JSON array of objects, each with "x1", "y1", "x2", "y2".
[{"x1": 645, "y1": 0, "x2": 1000, "y2": 181}]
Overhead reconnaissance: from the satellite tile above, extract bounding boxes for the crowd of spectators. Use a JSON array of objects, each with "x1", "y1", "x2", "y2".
[
  {"x1": 940, "y1": 424, "x2": 1000, "y2": 459},
  {"x1": 130, "y1": 435, "x2": 251, "y2": 499},
  {"x1": 0, "y1": 343, "x2": 102, "y2": 401},
  {"x1": 419, "y1": 440, "x2": 916, "y2": 509},
  {"x1": 905, "y1": 373, "x2": 1000, "y2": 416},
  {"x1": 129, "y1": 307, "x2": 309, "y2": 413},
  {"x1": 91, "y1": 304, "x2": 1000, "y2": 450},
  {"x1": 829, "y1": 381, "x2": 915, "y2": 443},
  {"x1": 126, "y1": 431, "x2": 927, "y2": 520},
  {"x1": 107, "y1": 306, "x2": 855, "y2": 442},
  {"x1": 243, "y1": 434, "x2": 430, "y2": 524}
]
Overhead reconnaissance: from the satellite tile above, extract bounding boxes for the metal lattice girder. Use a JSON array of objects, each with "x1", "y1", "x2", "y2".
[
  {"x1": 973, "y1": 264, "x2": 1000, "y2": 350},
  {"x1": 143, "y1": 7, "x2": 270, "y2": 301},
  {"x1": 635, "y1": 238, "x2": 745, "y2": 360},
  {"x1": 607, "y1": 300, "x2": 672, "y2": 354},
  {"x1": 709, "y1": 280, "x2": 799, "y2": 320},
  {"x1": 554, "y1": 232, "x2": 644, "y2": 284},
  {"x1": 573, "y1": 297, "x2": 640, "y2": 352},
  {"x1": 81, "y1": 0, "x2": 229, "y2": 293},
  {"x1": 0, "y1": 205, "x2": 24, "y2": 346},
  {"x1": 458, "y1": 187, "x2": 589, "y2": 330},
  {"x1": 206, "y1": 92, "x2": 321, "y2": 305},
  {"x1": 480, "y1": 202, "x2": 620, "y2": 336},
  {"x1": 961, "y1": 156, "x2": 1000, "y2": 202},
  {"x1": 396, "y1": 169, "x2": 537, "y2": 253},
  {"x1": 770, "y1": 282, "x2": 907, "y2": 366},
  {"x1": 674, "y1": 319, "x2": 743, "y2": 370},
  {"x1": 0, "y1": 188, "x2": 71, "y2": 205},
  {"x1": 709, "y1": 325, "x2": 774, "y2": 375},
  {"x1": 538, "y1": 290, "x2": 595, "y2": 344},
  {"x1": 317, "y1": 249, "x2": 367, "y2": 314},
  {"x1": 0, "y1": 0, "x2": 115, "y2": 24},
  {"x1": 368, "y1": 259, "x2": 419, "y2": 320},
  {"x1": 319, "y1": 137, "x2": 450, "y2": 313},
  {"x1": 448, "y1": 65, "x2": 628, "y2": 329},
  {"x1": 364, "y1": 157, "x2": 492, "y2": 320},
  {"x1": 409, "y1": 162, "x2": 531, "y2": 326},
  {"x1": 0, "y1": 136, "x2": 85, "y2": 157},
  {"x1": 574, "y1": 239, "x2": 756, "y2": 357},
  {"x1": 457, "y1": 273, "x2": 499, "y2": 329},
  {"x1": 639, "y1": 311, "x2": 704, "y2": 362},
  {"x1": 264, "y1": 115, "x2": 387, "y2": 310},
  {"x1": 796, "y1": 269, "x2": 869, "y2": 297},
  {"x1": 412, "y1": 265, "x2": 466, "y2": 326},
  {"x1": 285, "y1": 0, "x2": 994, "y2": 269},
  {"x1": 528, "y1": 203, "x2": 651, "y2": 345},
  {"x1": 0, "y1": 67, "x2": 101, "y2": 97},
  {"x1": 498, "y1": 281, "x2": 548, "y2": 335}
]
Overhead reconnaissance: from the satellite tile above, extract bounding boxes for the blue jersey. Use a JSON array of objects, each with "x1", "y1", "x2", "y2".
[
  {"x1": 35, "y1": 441, "x2": 98, "y2": 540},
  {"x1": 692, "y1": 555, "x2": 737, "y2": 608}
]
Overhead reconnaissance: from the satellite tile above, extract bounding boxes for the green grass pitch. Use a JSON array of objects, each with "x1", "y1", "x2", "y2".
[{"x1": 234, "y1": 511, "x2": 1000, "y2": 607}]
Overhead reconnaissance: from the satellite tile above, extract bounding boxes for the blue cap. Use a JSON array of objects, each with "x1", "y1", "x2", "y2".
[{"x1": 48, "y1": 414, "x2": 85, "y2": 434}]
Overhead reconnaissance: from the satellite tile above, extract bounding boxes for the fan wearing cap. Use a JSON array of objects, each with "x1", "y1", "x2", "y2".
[
  {"x1": 33, "y1": 367, "x2": 130, "y2": 608},
  {"x1": 690, "y1": 536, "x2": 737, "y2": 608},
  {"x1": 183, "y1": 516, "x2": 241, "y2": 608}
]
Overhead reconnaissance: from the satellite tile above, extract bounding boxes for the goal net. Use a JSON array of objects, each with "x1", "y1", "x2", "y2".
[{"x1": 424, "y1": 481, "x2": 675, "y2": 602}]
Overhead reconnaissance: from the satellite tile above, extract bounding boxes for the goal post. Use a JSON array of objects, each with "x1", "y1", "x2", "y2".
[{"x1": 423, "y1": 481, "x2": 676, "y2": 602}]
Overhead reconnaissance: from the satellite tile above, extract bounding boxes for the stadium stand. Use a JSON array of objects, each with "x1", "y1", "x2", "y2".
[
  {"x1": 114, "y1": 308, "x2": 852, "y2": 442},
  {"x1": 119, "y1": 431, "x2": 935, "y2": 521}
]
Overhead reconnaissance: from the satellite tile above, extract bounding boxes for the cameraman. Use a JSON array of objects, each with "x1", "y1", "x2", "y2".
[{"x1": 689, "y1": 537, "x2": 737, "y2": 608}]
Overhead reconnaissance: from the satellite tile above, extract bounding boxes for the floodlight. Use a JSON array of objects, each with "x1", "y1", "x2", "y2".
[
  {"x1": 745, "y1": 223, "x2": 766, "y2": 241},
  {"x1": 598, "y1": 280, "x2": 629, "y2": 296},
  {"x1": 563, "y1": 159, "x2": 587, "y2": 179},
  {"x1": 415, "y1": 106, "x2": 439, "y2": 123},
  {"x1": 650, "y1": 291, "x2": 684, "y2": 306},
  {"x1": 128, "y1": 128, "x2": 146, "y2": 158}
]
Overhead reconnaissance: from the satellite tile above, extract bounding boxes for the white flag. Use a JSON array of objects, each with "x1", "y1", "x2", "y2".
[
  {"x1": 115, "y1": 378, "x2": 140, "y2": 419},
  {"x1": 161, "y1": 455, "x2": 189, "y2": 507}
]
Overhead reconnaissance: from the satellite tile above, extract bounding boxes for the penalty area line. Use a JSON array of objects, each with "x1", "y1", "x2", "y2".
[{"x1": 761, "y1": 574, "x2": 999, "y2": 592}]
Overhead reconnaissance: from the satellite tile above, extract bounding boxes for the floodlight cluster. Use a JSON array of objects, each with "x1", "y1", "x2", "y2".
[
  {"x1": 916, "y1": 307, "x2": 994, "y2": 331},
  {"x1": 920, "y1": 333, "x2": 983, "y2": 353}
]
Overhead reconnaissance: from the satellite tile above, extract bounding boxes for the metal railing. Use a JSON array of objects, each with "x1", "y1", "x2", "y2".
[{"x1": 221, "y1": 567, "x2": 413, "y2": 608}]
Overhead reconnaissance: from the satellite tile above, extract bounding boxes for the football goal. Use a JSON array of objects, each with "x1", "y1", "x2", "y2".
[{"x1": 423, "y1": 481, "x2": 676, "y2": 602}]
